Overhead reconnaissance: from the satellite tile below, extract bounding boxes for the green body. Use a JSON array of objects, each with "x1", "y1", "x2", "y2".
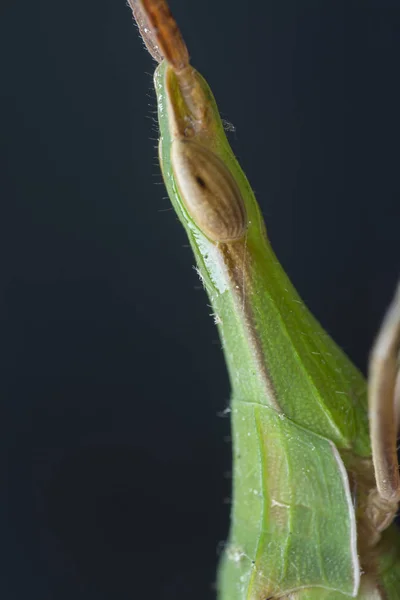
[{"x1": 154, "y1": 60, "x2": 400, "y2": 599}]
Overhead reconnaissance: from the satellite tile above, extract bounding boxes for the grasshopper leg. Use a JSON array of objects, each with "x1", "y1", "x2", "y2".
[
  {"x1": 395, "y1": 365, "x2": 400, "y2": 432},
  {"x1": 369, "y1": 284, "x2": 400, "y2": 507}
]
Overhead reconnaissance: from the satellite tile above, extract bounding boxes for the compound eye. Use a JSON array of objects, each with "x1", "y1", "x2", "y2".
[{"x1": 171, "y1": 139, "x2": 247, "y2": 243}]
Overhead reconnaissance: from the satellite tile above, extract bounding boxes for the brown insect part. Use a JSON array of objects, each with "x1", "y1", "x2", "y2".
[
  {"x1": 171, "y1": 139, "x2": 247, "y2": 243},
  {"x1": 128, "y1": 0, "x2": 189, "y2": 71},
  {"x1": 369, "y1": 283, "x2": 400, "y2": 507}
]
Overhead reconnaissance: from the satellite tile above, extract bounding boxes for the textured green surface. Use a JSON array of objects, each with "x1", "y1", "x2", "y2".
[
  {"x1": 218, "y1": 401, "x2": 358, "y2": 598},
  {"x1": 153, "y1": 59, "x2": 400, "y2": 598},
  {"x1": 156, "y1": 61, "x2": 370, "y2": 455}
]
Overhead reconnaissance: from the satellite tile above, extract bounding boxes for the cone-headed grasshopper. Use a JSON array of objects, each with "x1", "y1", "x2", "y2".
[{"x1": 128, "y1": 1, "x2": 400, "y2": 597}]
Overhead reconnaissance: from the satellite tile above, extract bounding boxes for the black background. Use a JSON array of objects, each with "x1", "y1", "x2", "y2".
[{"x1": 2, "y1": 1, "x2": 400, "y2": 599}]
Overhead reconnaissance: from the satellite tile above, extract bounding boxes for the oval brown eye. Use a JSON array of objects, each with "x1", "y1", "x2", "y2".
[{"x1": 170, "y1": 139, "x2": 247, "y2": 243}]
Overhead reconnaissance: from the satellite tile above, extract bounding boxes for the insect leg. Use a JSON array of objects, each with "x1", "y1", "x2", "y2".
[
  {"x1": 369, "y1": 283, "x2": 400, "y2": 505},
  {"x1": 395, "y1": 363, "x2": 400, "y2": 432}
]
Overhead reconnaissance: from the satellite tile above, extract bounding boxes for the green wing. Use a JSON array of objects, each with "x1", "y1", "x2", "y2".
[{"x1": 218, "y1": 401, "x2": 359, "y2": 599}]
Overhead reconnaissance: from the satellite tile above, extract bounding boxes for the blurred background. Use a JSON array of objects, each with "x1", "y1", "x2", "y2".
[{"x1": 1, "y1": 1, "x2": 400, "y2": 598}]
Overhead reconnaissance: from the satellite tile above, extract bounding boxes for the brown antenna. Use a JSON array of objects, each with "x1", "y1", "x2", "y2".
[{"x1": 128, "y1": 0, "x2": 189, "y2": 72}]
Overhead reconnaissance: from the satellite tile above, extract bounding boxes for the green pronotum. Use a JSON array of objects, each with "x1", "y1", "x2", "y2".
[{"x1": 128, "y1": 2, "x2": 400, "y2": 598}]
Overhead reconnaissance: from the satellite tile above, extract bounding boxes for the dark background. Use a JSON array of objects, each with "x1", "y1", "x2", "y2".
[{"x1": 2, "y1": 1, "x2": 400, "y2": 598}]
